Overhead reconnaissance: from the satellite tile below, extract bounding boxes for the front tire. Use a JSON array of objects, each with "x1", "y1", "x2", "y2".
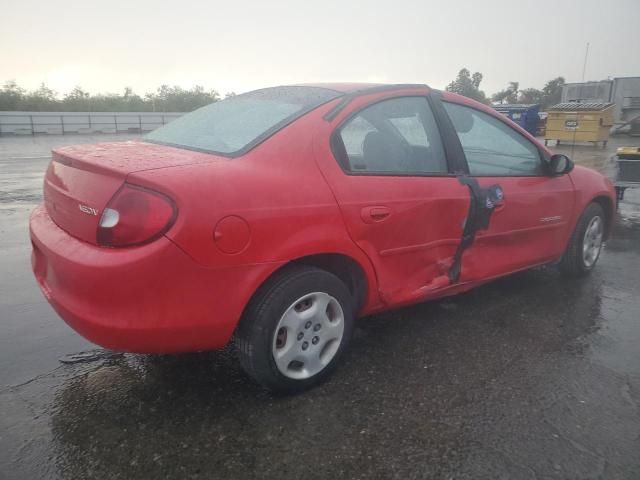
[
  {"x1": 235, "y1": 265, "x2": 354, "y2": 393},
  {"x1": 559, "y1": 203, "x2": 606, "y2": 276}
]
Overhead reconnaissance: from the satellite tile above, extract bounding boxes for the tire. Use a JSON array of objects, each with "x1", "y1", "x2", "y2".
[
  {"x1": 235, "y1": 265, "x2": 354, "y2": 393},
  {"x1": 559, "y1": 202, "x2": 606, "y2": 276}
]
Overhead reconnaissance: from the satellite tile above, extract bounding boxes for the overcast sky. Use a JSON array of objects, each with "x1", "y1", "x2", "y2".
[{"x1": 2, "y1": 0, "x2": 639, "y2": 97}]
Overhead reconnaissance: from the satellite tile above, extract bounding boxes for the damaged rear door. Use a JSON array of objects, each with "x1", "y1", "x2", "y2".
[{"x1": 321, "y1": 95, "x2": 470, "y2": 306}]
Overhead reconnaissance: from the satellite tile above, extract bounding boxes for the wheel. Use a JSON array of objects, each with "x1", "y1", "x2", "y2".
[
  {"x1": 235, "y1": 265, "x2": 354, "y2": 393},
  {"x1": 559, "y1": 203, "x2": 605, "y2": 276}
]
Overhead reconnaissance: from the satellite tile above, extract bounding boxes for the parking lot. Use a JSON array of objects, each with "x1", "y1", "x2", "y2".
[{"x1": 1, "y1": 134, "x2": 640, "y2": 479}]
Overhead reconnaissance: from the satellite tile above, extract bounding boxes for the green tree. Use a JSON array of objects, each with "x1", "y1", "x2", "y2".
[
  {"x1": 21, "y1": 83, "x2": 59, "y2": 111},
  {"x1": 152, "y1": 84, "x2": 220, "y2": 112},
  {"x1": 541, "y1": 76, "x2": 565, "y2": 108},
  {"x1": 0, "y1": 80, "x2": 26, "y2": 110},
  {"x1": 445, "y1": 68, "x2": 487, "y2": 103},
  {"x1": 62, "y1": 86, "x2": 90, "y2": 111},
  {"x1": 492, "y1": 81, "x2": 519, "y2": 104},
  {"x1": 118, "y1": 87, "x2": 146, "y2": 111},
  {"x1": 144, "y1": 92, "x2": 158, "y2": 112},
  {"x1": 489, "y1": 77, "x2": 565, "y2": 107},
  {"x1": 0, "y1": 81, "x2": 222, "y2": 112},
  {"x1": 518, "y1": 88, "x2": 544, "y2": 105}
]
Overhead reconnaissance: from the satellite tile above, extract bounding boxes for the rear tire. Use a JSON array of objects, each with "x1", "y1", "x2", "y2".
[
  {"x1": 559, "y1": 203, "x2": 605, "y2": 276},
  {"x1": 235, "y1": 265, "x2": 354, "y2": 393}
]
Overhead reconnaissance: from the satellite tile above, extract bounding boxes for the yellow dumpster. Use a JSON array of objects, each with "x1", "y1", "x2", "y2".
[{"x1": 544, "y1": 102, "x2": 614, "y2": 148}]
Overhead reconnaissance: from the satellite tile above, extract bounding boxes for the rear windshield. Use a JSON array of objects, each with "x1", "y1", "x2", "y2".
[{"x1": 144, "y1": 86, "x2": 341, "y2": 156}]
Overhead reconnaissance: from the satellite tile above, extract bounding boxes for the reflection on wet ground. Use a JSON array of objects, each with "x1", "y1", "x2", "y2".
[{"x1": 1, "y1": 134, "x2": 640, "y2": 479}]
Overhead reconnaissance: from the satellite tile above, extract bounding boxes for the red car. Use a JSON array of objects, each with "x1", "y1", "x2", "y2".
[{"x1": 30, "y1": 84, "x2": 616, "y2": 392}]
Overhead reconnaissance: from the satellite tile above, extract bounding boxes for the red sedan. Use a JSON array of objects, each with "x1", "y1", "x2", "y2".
[{"x1": 30, "y1": 84, "x2": 616, "y2": 392}]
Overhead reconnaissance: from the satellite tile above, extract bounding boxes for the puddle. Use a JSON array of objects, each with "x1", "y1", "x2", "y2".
[{"x1": 59, "y1": 349, "x2": 124, "y2": 365}]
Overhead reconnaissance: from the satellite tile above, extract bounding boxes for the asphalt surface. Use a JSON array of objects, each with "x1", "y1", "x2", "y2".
[{"x1": 1, "y1": 134, "x2": 640, "y2": 480}]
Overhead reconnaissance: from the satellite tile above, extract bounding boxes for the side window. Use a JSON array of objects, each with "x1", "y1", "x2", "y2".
[
  {"x1": 443, "y1": 102, "x2": 542, "y2": 176},
  {"x1": 336, "y1": 97, "x2": 447, "y2": 174}
]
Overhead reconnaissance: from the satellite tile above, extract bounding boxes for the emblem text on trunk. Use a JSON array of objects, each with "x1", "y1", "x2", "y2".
[{"x1": 79, "y1": 204, "x2": 98, "y2": 216}]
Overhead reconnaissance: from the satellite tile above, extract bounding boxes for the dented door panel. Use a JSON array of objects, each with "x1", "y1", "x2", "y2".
[{"x1": 325, "y1": 175, "x2": 470, "y2": 303}]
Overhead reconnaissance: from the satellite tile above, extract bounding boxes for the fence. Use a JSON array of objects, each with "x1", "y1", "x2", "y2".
[{"x1": 0, "y1": 111, "x2": 185, "y2": 136}]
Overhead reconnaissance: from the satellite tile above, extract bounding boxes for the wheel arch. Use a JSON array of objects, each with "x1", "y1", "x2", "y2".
[
  {"x1": 291, "y1": 253, "x2": 369, "y2": 314},
  {"x1": 238, "y1": 251, "x2": 376, "y2": 334},
  {"x1": 591, "y1": 194, "x2": 615, "y2": 240}
]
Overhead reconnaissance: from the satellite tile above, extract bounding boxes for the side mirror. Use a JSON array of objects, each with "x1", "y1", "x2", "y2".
[{"x1": 548, "y1": 154, "x2": 574, "y2": 175}]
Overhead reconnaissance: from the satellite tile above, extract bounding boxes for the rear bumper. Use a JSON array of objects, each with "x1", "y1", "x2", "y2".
[{"x1": 30, "y1": 205, "x2": 280, "y2": 353}]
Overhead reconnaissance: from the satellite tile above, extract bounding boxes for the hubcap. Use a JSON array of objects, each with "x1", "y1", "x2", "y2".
[
  {"x1": 272, "y1": 292, "x2": 345, "y2": 380},
  {"x1": 583, "y1": 215, "x2": 603, "y2": 268}
]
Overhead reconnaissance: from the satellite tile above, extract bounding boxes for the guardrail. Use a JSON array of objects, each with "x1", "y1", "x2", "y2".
[{"x1": 0, "y1": 112, "x2": 185, "y2": 136}]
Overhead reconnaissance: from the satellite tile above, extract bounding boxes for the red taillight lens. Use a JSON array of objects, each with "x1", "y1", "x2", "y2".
[{"x1": 97, "y1": 184, "x2": 177, "y2": 247}]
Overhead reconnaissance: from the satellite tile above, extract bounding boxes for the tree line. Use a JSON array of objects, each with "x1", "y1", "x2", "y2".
[
  {"x1": 1, "y1": 71, "x2": 565, "y2": 112},
  {"x1": 0, "y1": 81, "x2": 232, "y2": 112},
  {"x1": 445, "y1": 68, "x2": 566, "y2": 109}
]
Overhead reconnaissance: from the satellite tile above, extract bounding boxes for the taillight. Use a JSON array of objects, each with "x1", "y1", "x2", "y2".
[{"x1": 97, "y1": 184, "x2": 177, "y2": 247}]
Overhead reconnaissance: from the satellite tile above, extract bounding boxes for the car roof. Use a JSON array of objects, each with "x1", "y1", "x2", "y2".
[
  {"x1": 293, "y1": 83, "x2": 428, "y2": 94},
  {"x1": 294, "y1": 83, "x2": 383, "y2": 93}
]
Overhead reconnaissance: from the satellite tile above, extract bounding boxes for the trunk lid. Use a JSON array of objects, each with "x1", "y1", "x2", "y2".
[{"x1": 43, "y1": 141, "x2": 224, "y2": 244}]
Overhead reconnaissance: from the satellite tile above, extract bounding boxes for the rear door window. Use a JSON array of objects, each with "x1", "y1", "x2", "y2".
[{"x1": 335, "y1": 97, "x2": 447, "y2": 174}]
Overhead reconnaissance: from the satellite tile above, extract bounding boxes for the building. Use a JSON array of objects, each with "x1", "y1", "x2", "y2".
[{"x1": 561, "y1": 77, "x2": 640, "y2": 126}]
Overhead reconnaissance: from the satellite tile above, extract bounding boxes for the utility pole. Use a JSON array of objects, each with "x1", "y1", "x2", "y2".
[{"x1": 581, "y1": 42, "x2": 590, "y2": 82}]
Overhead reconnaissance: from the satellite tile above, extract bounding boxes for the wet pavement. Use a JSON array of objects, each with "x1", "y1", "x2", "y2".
[{"x1": 1, "y1": 134, "x2": 640, "y2": 479}]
